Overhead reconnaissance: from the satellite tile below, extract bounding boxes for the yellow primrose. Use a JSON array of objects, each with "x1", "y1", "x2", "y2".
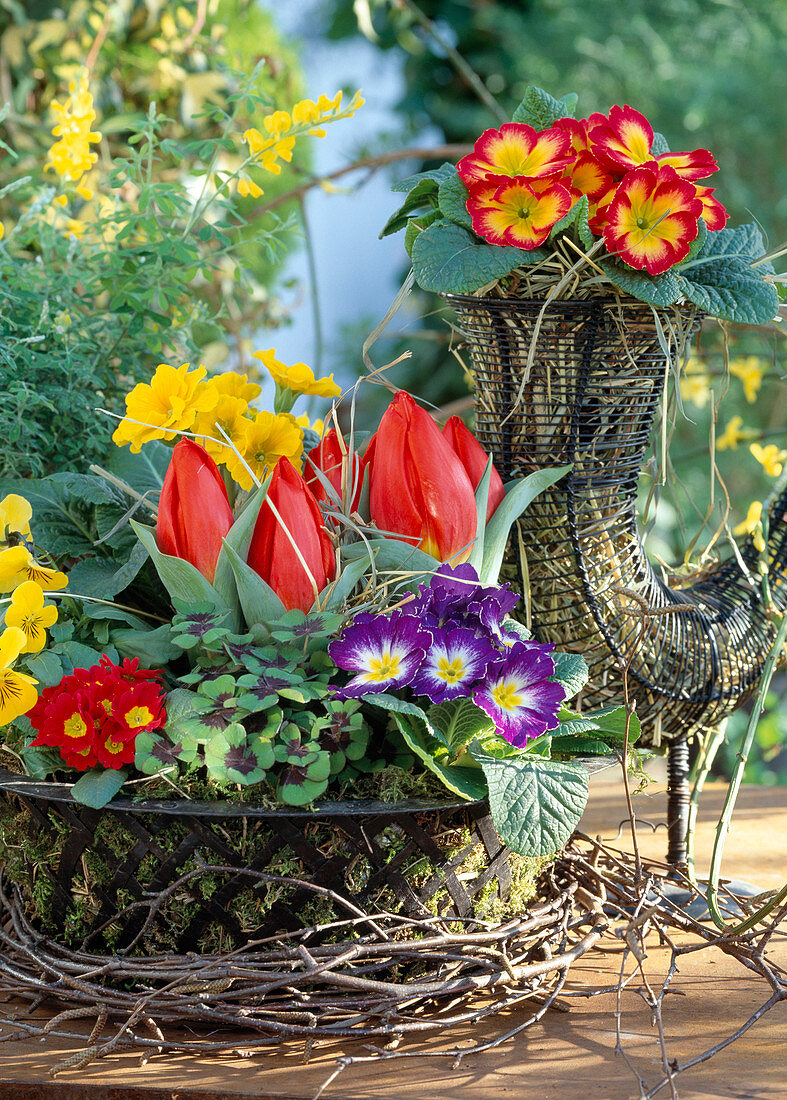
[
  {"x1": 0, "y1": 546, "x2": 68, "y2": 594},
  {"x1": 112, "y1": 362, "x2": 218, "y2": 453},
  {"x1": 4, "y1": 580, "x2": 58, "y2": 654},
  {"x1": 191, "y1": 395, "x2": 252, "y2": 465},
  {"x1": 716, "y1": 416, "x2": 759, "y2": 451},
  {"x1": 223, "y1": 411, "x2": 303, "y2": 491},
  {"x1": 253, "y1": 348, "x2": 341, "y2": 399},
  {"x1": 0, "y1": 626, "x2": 38, "y2": 725},
  {"x1": 679, "y1": 357, "x2": 711, "y2": 409},
  {"x1": 208, "y1": 371, "x2": 262, "y2": 405},
  {"x1": 0, "y1": 494, "x2": 33, "y2": 545},
  {"x1": 733, "y1": 500, "x2": 765, "y2": 551},
  {"x1": 729, "y1": 356, "x2": 766, "y2": 404},
  {"x1": 750, "y1": 442, "x2": 787, "y2": 477}
]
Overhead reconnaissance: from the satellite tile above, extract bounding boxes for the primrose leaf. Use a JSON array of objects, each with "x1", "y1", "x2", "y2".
[
  {"x1": 70, "y1": 767, "x2": 129, "y2": 808},
  {"x1": 411, "y1": 221, "x2": 533, "y2": 295}
]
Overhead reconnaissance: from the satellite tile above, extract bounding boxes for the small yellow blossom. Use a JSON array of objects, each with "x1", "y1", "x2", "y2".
[
  {"x1": 0, "y1": 546, "x2": 67, "y2": 595},
  {"x1": 224, "y1": 411, "x2": 303, "y2": 491},
  {"x1": 53, "y1": 194, "x2": 68, "y2": 208},
  {"x1": 679, "y1": 357, "x2": 711, "y2": 409},
  {"x1": 750, "y1": 442, "x2": 787, "y2": 477},
  {"x1": 0, "y1": 495, "x2": 33, "y2": 545},
  {"x1": 716, "y1": 415, "x2": 758, "y2": 451},
  {"x1": 730, "y1": 356, "x2": 766, "y2": 404},
  {"x1": 112, "y1": 363, "x2": 219, "y2": 453},
  {"x1": 733, "y1": 501, "x2": 765, "y2": 551},
  {"x1": 253, "y1": 348, "x2": 341, "y2": 399},
  {"x1": 242, "y1": 90, "x2": 363, "y2": 177},
  {"x1": 46, "y1": 67, "x2": 101, "y2": 186},
  {"x1": 296, "y1": 414, "x2": 326, "y2": 437},
  {"x1": 4, "y1": 581, "x2": 58, "y2": 654},
  {"x1": 0, "y1": 626, "x2": 39, "y2": 725},
  {"x1": 237, "y1": 174, "x2": 264, "y2": 199}
]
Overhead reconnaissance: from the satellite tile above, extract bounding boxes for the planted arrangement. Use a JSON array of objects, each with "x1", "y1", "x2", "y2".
[{"x1": 0, "y1": 353, "x2": 637, "y2": 861}]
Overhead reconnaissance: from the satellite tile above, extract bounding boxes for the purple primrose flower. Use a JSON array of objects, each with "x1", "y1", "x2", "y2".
[
  {"x1": 411, "y1": 625, "x2": 498, "y2": 703},
  {"x1": 409, "y1": 563, "x2": 519, "y2": 637},
  {"x1": 473, "y1": 641, "x2": 565, "y2": 748},
  {"x1": 328, "y1": 611, "x2": 432, "y2": 698}
]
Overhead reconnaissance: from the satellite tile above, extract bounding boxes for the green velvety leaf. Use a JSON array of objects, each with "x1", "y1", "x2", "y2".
[
  {"x1": 512, "y1": 87, "x2": 577, "y2": 127},
  {"x1": 428, "y1": 698, "x2": 494, "y2": 756},
  {"x1": 586, "y1": 704, "x2": 641, "y2": 743},
  {"x1": 411, "y1": 221, "x2": 531, "y2": 295},
  {"x1": 550, "y1": 195, "x2": 591, "y2": 246},
  {"x1": 390, "y1": 162, "x2": 457, "y2": 194},
  {"x1": 131, "y1": 520, "x2": 230, "y2": 617},
  {"x1": 25, "y1": 650, "x2": 63, "y2": 686},
  {"x1": 70, "y1": 767, "x2": 129, "y2": 808},
  {"x1": 108, "y1": 440, "x2": 171, "y2": 496},
  {"x1": 380, "y1": 177, "x2": 442, "y2": 238},
  {"x1": 54, "y1": 639, "x2": 107, "y2": 674},
  {"x1": 110, "y1": 623, "x2": 180, "y2": 665},
  {"x1": 364, "y1": 696, "x2": 486, "y2": 801},
  {"x1": 550, "y1": 735, "x2": 613, "y2": 756},
  {"x1": 651, "y1": 131, "x2": 671, "y2": 156},
  {"x1": 471, "y1": 749, "x2": 588, "y2": 857},
  {"x1": 550, "y1": 651, "x2": 589, "y2": 702},
  {"x1": 404, "y1": 209, "x2": 442, "y2": 258},
  {"x1": 20, "y1": 744, "x2": 63, "y2": 780},
  {"x1": 66, "y1": 540, "x2": 149, "y2": 599},
  {"x1": 676, "y1": 258, "x2": 779, "y2": 325},
  {"x1": 479, "y1": 466, "x2": 571, "y2": 584},
  {"x1": 220, "y1": 539, "x2": 287, "y2": 627},
  {"x1": 437, "y1": 170, "x2": 473, "y2": 232},
  {"x1": 600, "y1": 259, "x2": 682, "y2": 308}
]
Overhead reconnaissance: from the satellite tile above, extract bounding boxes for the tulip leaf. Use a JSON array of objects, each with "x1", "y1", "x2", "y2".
[
  {"x1": 130, "y1": 520, "x2": 231, "y2": 617},
  {"x1": 211, "y1": 480, "x2": 272, "y2": 630},
  {"x1": 220, "y1": 539, "x2": 287, "y2": 627},
  {"x1": 341, "y1": 538, "x2": 440, "y2": 591},
  {"x1": 321, "y1": 555, "x2": 371, "y2": 611},
  {"x1": 467, "y1": 456, "x2": 494, "y2": 574},
  {"x1": 411, "y1": 221, "x2": 535, "y2": 295},
  {"x1": 479, "y1": 466, "x2": 571, "y2": 584}
]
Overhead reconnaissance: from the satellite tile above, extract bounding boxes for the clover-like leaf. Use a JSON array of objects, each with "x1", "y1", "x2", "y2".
[{"x1": 204, "y1": 722, "x2": 275, "y2": 785}]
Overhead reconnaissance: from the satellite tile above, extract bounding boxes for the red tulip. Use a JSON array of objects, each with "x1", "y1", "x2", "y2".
[
  {"x1": 157, "y1": 439, "x2": 234, "y2": 582},
  {"x1": 364, "y1": 391, "x2": 477, "y2": 563},
  {"x1": 442, "y1": 416, "x2": 505, "y2": 523},
  {"x1": 247, "y1": 457, "x2": 336, "y2": 612},
  {"x1": 304, "y1": 429, "x2": 363, "y2": 513}
]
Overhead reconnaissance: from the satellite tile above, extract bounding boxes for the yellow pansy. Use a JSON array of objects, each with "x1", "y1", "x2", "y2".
[
  {"x1": 750, "y1": 443, "x2": 787, "y2": 477},
  {"x1": 112, "y1": 363, "x2": 218, "y2": 453},
  {"x1": 0, "y1": 626, "x2": 39, "y2": 725},
  {"x1": 716, "y1": 416, "x2": 758, "y2": 452},
  {"x1": 223, "y1": 411, "x2": 303, "y2": 491},
  {"x1": 253, "y1": 349, "x2": 341, "y2": 399},
  {"x1": 0, "y1": 495, "x2": 33, "y2": 545},
  {"x1": 679, "y1": 357, "x2": 711, "y2": 409},
  {"x1": 4, "y1": 581, "x2": 58, "y2": 654},
  {"x1": 0, "y1": 546, "x2": 68, "y2": 595},
  {"x1": 729, "y1": 356, "x2": 766, "y2": 404},
  {"x1": 733, "y1": 501, "x2": 765, "y2": 551}
]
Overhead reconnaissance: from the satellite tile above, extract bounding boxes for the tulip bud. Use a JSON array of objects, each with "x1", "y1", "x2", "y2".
[
  {"x1": 304, "y1": 429, "x2": 362, "y2": 513},
  {"x1": 157, "y1": 439, "x2": 234, "y2": 582},
  {"x1": 247, "y1": 457, "x2": 336, "y2": 612},
  {"x1": 365, "y1": 391, "x2": 477, "y2": 563},
  {"x1": 442, "y1": 416, "x2": 505, "y2": 523}
]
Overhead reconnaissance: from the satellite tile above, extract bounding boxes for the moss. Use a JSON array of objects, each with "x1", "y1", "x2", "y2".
[{"x1": 0, "y1": 792, "x2": 554, "y2": 957}]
